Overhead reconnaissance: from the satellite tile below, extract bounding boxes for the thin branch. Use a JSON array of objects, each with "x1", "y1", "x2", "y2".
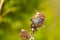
[
  {"x1": 1, "y1": 7, "x2": 16, "y2": 17},
  {"x1": 1, "y1": 9, "x2": 10, "y2": 17},
  {"x1": 1, "y1": 8, "x2": 13, "y2": 18},
  {"x1": 0, "y1": 9, "x2": 11, "y2": 19}
]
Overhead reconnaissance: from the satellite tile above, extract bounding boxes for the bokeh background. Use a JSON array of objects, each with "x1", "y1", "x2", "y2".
[{"x1": 0, "y1": 0, "x2": 60, "y2": 40}]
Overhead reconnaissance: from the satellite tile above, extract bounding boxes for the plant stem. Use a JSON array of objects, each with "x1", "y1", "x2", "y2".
[{"x1": 0, "y1": 0, "x2": 4, "y2": 11}]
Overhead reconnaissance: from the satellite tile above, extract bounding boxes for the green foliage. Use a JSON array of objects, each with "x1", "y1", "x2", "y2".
[{"x1": 0, "y1": 0, "x2": 60, "y2": 40}]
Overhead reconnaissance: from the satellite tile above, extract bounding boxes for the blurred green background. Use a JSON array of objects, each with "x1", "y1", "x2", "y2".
[{"x1": 0, "y1": 0, "x2": 60, "y2": 40}]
